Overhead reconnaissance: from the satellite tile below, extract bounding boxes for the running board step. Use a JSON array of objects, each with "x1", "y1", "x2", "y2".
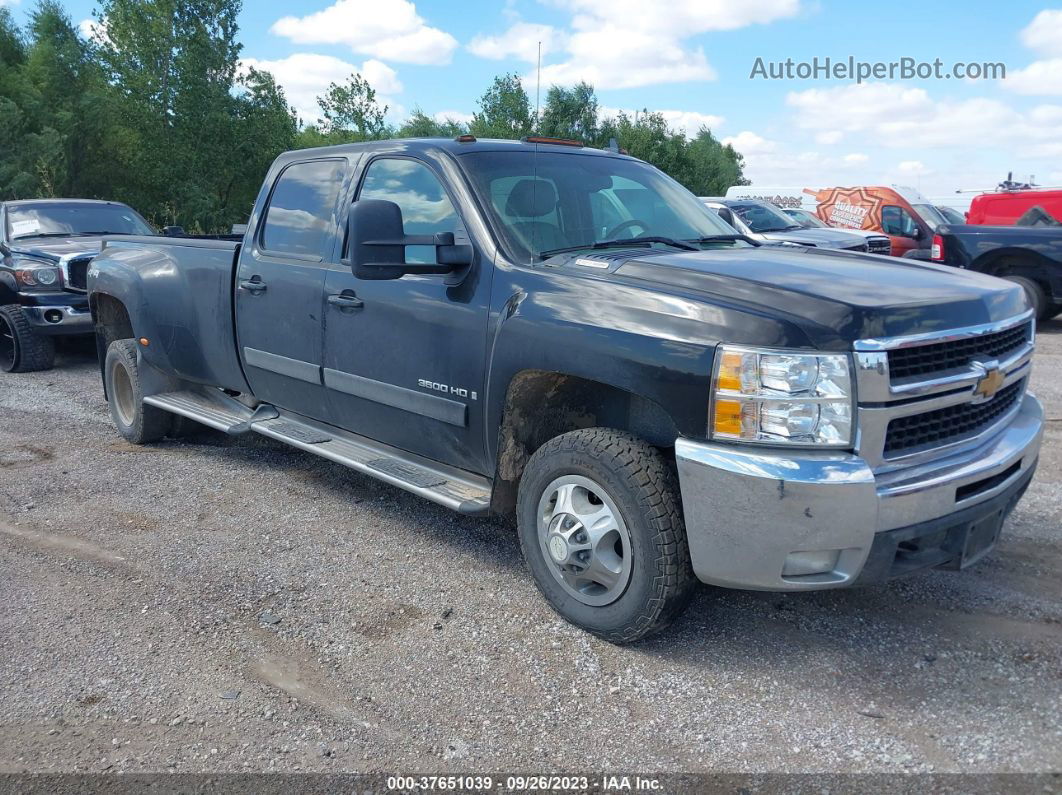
[
  {"x1": 251, "y1": 414, "x2": 492, "y2": 516},
  {"x1": 144, "y1": 389, "x2": 275, "y2": 434}
]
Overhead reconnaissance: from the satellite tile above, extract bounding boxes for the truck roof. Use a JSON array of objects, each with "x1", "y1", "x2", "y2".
[{"x1": 272, "y1": 136, "x2": 635, "y2": 167}]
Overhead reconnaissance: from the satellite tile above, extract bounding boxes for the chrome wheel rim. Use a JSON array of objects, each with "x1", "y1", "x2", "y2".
[
  {"x1": 0, "y1": 316, "x2": 15, "y2": 371},
  {"x1": 537, "y1": 475, "x2": 633, "y2": 606},
  {"x1": 110, "y1": 358, "x2": 136, "y2": 427}
]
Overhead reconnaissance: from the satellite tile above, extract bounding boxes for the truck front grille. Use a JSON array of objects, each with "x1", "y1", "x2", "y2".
[
  {"x1": 64, "y1": 256, "x2": 93, "y2": 292},
  {"x1": 883, "y1": 379, "x2": 1025, "y2": 456},
  {"x1": 887, "y1": 322, "x2": 1031, "y2": 382},
  {"x1": 867, "y1": 238, "x2": 891, "y2": 255}
]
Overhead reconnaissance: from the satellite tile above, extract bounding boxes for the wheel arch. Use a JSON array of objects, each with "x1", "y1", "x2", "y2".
[
  {"x1": 90, "y1": 292, "x2": 135, "y2": 396},
  {"x1": 490, "y1": 369, "x2": 679, "y2": 515}
]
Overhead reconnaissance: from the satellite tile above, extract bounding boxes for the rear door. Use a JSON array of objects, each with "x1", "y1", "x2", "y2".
[
  {"x1": 320, "y1": 155, "x2": 492, "y2": 473},
  {"x1": 236, "y1": 158, "x2": 348, "y2": 419}
]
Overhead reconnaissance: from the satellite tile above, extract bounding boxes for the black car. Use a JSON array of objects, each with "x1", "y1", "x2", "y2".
[{"x1": 0, "y1": 199, "x2": 154, "y2": 372}]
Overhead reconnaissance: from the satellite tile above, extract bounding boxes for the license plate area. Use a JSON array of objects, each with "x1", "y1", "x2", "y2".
[{"x1": 959, "y1": 511, "x2": 1004, "y2": 568}]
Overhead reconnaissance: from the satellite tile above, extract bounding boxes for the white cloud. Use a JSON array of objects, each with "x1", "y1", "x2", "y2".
[
  {"x1": 468, "y1": 22, "x2": 563, "y2": 63},
  {"x1": 1021, "y1": 9, "x2": 1062, "y2": 56},
  {"x1": 471, "y1": 0, "x2": 801, "y2": 89},
  {"x1": 721, "y1": 130, "x2": 775, "y2": 155},
  {"x1": 271, "y1": 0, "x2": 457, "y2": 65},
  {"x1": 843, "y1": 153, "x2": 868, "y2": 164},
  {"x1": 240, "y1": 54, "x2": 403, "y2": 126},
  {"x1": 785, "y1": 82, "x2": 1062, "y2": 158},
  {"x1": 1007, "y1": 58, "x2": 1062, "y2": 95},
  {"x1": 77, "y1": 17, "x2": 109, "y2": 45},
  {"x1": 599, "y1": 106, "x2": 724, "y2": 139},
  {"x1": 897, "y1": 160, "x2": 931, "y2": 175},
  {"x1": 1004, "y1": 10, "x2": 1062, "y2": 96},
  {"x1": 814, "y1": 130, "x2": 843, "y2": 145}
]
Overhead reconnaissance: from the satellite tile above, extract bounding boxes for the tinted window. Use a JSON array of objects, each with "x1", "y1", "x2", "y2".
[
  {"x1": 731, "y1": 201, "x2": 800, "y2": 233},
  {"x1": 882, "y1": 205, "x2": 918, "y2": 237},
  {"x1": 262, "y1": 159, "x2": 346, "y2": 256},
  {"x1": 7, "y1": 203, "x2": 153, "y2": 239},
  {"x1": 359, "y1": 158, "x2": 459, "y2": 264}
]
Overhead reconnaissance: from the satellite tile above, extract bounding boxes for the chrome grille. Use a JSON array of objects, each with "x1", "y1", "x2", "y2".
[
  {"x1": 853, "y1": 311, "x2": 1035, "y2": 470},
  {"x1": 883, "y1": 379, "x2": 1025, "y2": 457},
  {"x1": 867, "y1": 237, "x2": 891, "y2": 255},
  {"x1": 61, "y1": 254, "x2": 95, "y2": 293},
  {"x1": 887, "y1": 322, "x2": 1031, "y2": 382}
]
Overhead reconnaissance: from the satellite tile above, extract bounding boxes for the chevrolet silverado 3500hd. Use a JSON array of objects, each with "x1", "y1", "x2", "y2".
[{"x1": 88, "y1": 137, "x2": 1043, "y2": 643}]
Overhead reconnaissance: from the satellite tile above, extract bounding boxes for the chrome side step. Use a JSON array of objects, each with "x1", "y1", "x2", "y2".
[
  {"x1": 250, "y1": 414, "x2": 492, "y2": 516},
  {"x1": 144, "y1": 388, "x2": 275, "y2": 434}
]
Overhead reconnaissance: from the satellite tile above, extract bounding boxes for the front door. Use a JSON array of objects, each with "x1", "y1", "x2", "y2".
[
  {"x1": 321, "y1": 156, "x2": 492, "y2": 473},
  {"x1": 236, "y1": 158, "x2": 347, "y2": 419}
]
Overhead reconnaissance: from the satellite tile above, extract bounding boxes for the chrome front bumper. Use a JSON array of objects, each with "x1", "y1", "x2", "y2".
[
  {"x1": 22, "y1": 304, "x2": 94, "y2": 335},
  {"x1": 674, "y1": 392, "x2": 1043, "y2": 591}
]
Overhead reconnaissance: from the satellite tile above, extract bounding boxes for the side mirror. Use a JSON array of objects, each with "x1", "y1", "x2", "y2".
[
  {"x1": 162, "y1": 225, "x2": 186, "y2": 237},
  {"x1": 345, "y1": 199, "x2": 473, "y2": 281},
  {"x1": 910, "y1": 226, "x2": 924, "y2": 240}
]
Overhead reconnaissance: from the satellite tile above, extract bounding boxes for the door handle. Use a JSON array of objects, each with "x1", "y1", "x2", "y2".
[
  {"x1": 328, "y1": 292, "x2": 364, "y2": 310},
  {"x1": 240, "y1": 278, "x2": 267, "y2": 294}
]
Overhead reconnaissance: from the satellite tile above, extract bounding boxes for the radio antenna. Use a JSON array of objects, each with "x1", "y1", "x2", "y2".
[{"x1": 535, "y1": 40, "x2": 542, "y2": 132}]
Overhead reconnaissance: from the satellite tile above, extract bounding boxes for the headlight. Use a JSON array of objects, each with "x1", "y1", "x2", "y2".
[
  {"x1": 710, "y1": 346, "x2": 854, "y2": 446},
  {"x1": 13, "y1": 265, "x2": 62, "y2": 289}
]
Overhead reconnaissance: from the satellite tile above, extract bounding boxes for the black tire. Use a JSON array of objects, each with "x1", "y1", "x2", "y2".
[
  {"x1": 1004, "y1": 275, "x2": 1050, "y2": 321},
  {"x1": 104, "y1": 339, "x2": 172, "y2": 444},
  {"x1": 0, "y1": 304, "x2": 56, "y2": 373},
  {"x1": 517, "y1": 428, "x2": 696, "y2": 644}
]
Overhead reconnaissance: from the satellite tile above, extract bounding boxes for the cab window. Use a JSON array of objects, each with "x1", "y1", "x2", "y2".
[
  {"x1": 882, "y1": 205, "x2": 918, "y2": 237},
  {"x1": 261, "y1": 159, "x2": 346, "y2": 257},
  {"x1": 358, "y1": 158, "x2": 460, "y2": 264}
]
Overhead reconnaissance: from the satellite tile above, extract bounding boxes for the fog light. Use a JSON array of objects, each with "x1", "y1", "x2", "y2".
[
  {"x1": 782, "y1": 549, "x2": 841, "y2": 577},
  {"x1": 44, "y1": 309, "x2": 63, "y2": 324}
]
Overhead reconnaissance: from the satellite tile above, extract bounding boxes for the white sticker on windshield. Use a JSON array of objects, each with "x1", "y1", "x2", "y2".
[{"x1": 11, "y1": 219, "x2": 40, "y2": 236}]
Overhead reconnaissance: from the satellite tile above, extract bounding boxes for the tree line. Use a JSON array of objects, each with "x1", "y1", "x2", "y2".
[{"x1": 0, "y1": 0, "x2": 748, "y2": 233}]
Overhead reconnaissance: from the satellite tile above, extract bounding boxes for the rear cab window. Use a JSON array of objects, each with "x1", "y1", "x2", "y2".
[{"x1": 260, "y1": 159, "x2": 347, "y2": 258}]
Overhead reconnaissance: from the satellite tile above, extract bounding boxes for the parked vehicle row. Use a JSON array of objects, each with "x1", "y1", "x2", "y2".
[{"x1": 77, "y1": 136, "x2": 1044, "y2": 643}]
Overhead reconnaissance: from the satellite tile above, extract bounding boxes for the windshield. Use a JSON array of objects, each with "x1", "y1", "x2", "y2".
[
  {"x1": 458, "y1": 151, "x2": 742, "y2": 261},
  {"x1": 936, "y1": 206, "x2": 966, "y2": 224},
  {"x1": 7, "y1": 203, "x2": 154, "y2": 240},
  {"x1": 731, "y1": 201, "x2": 802, "y2": 233},
  {"x1": 910, "y1": 203, "x2": 947, "y2": 231},
  {"x1": 785, "y1": 209, "x2": 827, "y2": 228}
]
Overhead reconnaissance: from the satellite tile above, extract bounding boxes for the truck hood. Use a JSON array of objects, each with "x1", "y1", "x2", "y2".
[
  {"x1": 607, "y1": 245, "x2": 1027, "y2": 347},
  {"x1": 9, "y1": 237, "x2": 105, "y2": 263},
  {"x1": 758, "y1": 228, "x2": 866, "y2": 249}
]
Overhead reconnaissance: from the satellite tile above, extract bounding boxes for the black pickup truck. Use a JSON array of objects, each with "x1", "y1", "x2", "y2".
[
  {"x1": 1, "y1": 199, "x2": 155, "y2": 372},
  {"x1": 88, "y1": 138, "x2": 1044, "y2": 643},
  {"x1": 931, "y1": 224, "x2": 1062, "y2": 320}
]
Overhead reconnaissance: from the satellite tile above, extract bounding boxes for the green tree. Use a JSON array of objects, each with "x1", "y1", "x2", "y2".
[
  {"x1": 396, "y1": 106, "x2": 466, "y2": 138},
  {"x1": 538, "y1": 82, "x2": 598, "y2": 142},
  {"x1": 316, "y1": 73, "x2": 389, "y2": 140},
  {"x1": 469, "y1": 73, "x2": 532, "y2": 139},
  {"x1": 95, "y1": 0, "x2": 245, "y2": 229}
]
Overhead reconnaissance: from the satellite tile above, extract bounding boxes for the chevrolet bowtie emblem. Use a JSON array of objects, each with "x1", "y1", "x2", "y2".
[{"x1": 973, "y1": 367, "x2": 1005, "y2": 402}]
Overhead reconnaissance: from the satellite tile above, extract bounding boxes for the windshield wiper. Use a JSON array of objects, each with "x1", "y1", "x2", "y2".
[
  {"x1": 537, "y1": 236, "x2": 698, "y2": 259},
  {"x1": 685, "y1": 234, "x2": 760, "y2": 246}
]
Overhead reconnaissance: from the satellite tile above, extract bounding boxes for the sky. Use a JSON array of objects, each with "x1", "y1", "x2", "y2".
[{"x1": 6, "y1": 0, "x2": 1062, "y2": 197}]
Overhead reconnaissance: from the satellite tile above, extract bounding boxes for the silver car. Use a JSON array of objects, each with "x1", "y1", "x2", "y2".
[{"x1": 703, "y1": 198, "x2": 875, "y2": 252}]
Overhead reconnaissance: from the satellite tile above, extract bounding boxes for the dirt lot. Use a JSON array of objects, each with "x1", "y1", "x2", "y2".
[{"x1": 1, "y1": 322, "x2": 1060, "y2": 775}]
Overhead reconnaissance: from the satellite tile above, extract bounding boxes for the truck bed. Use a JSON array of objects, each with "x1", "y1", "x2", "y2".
[{"x1": 92, "y1": 236, "x2": 250, "y2": 393}]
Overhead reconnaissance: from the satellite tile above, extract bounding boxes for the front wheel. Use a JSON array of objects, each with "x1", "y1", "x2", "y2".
[
  {"x1": 0, "y1": 305, "x2": 56, "y2": 373},
  {"x1": 517, "y1": 428, "x2": 696, "y2": 644}
]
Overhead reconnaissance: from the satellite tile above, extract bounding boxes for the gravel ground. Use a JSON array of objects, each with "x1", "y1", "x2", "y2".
[{"x1": 0, "y1": 322, "x2": 1060, "y2": 775}]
